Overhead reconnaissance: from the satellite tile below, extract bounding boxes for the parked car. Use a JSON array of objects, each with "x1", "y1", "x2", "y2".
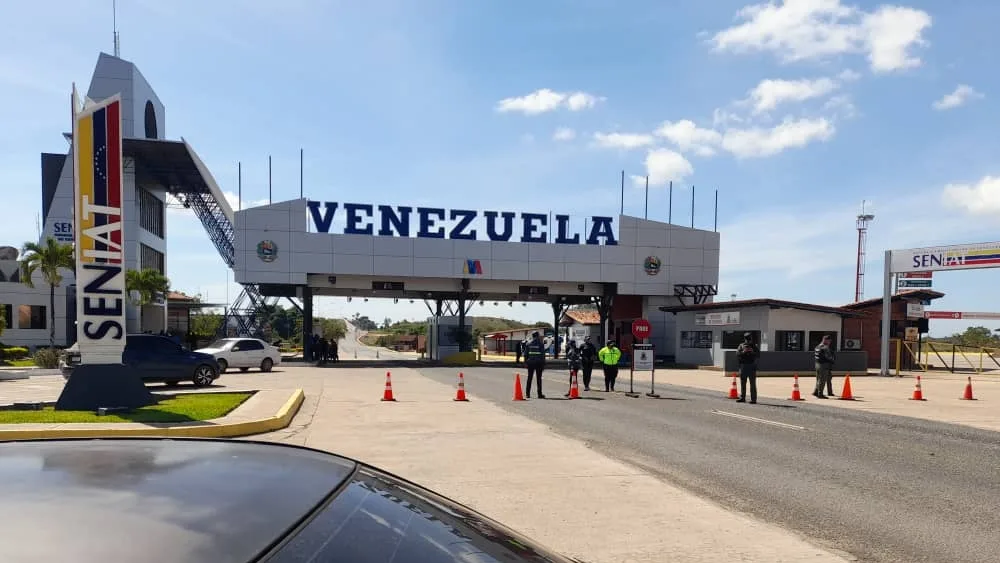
[
  {"x1": 0, "y1": 438, "x2": 583, "y2": 563},
  {"x1": 59, "y1": 334, "x2": 220, "y2": 387},
  {"x1": 195, "y1": 338, "x2": 280, "y2": 373}
]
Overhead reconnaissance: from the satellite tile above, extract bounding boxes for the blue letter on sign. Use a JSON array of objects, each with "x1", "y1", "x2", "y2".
[
  {"x1": 449, "y1": 209, "x2": 477, "y2": 240},
  {"x1": 378, "y1": 205, "x2": 411, "y2": 236},
  {"x1": 417, "y1": 207, "x2": 446, "y2": 238},
  {"x1": 484, "y1": 211, "x2": 515, "y2": 242},
  {"x1": 307, "y1": 201, "x2": 337, "y2": 233},
  {"x1": 344, "y1": 203, "x2": 374, "y2": 235},
  {"x1": 554, "y1": 215, "x2": 579, "y2": 244},
  {"x1": 586, "y1": 217, "x2": 617, "y2": 245},
  {"x1": 520, "y1": 213, "x2": 547, "y2": 243}
]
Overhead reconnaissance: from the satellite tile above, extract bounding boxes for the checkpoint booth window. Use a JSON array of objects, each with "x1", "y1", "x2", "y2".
[
  {"x1": 775, "y1": 330, "x2": 805, "y2": 352},
  {"x1": 721, "y1": 330, "x2": 760, "y2": 350},
  {"x1": 680, "y1": 331, "x2": 712, "y2": 349},
  {"x1": 808, "y1": 331, "x2": 838, "y2": 351}
]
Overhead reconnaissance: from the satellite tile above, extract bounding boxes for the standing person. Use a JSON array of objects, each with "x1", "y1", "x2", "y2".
[
  {"x1": 523, "y1": 332, "x2": 546, "y2": 399},
  {"x1": 515, "y1": 339, "x2": 525, "y2": 364},
  {"x1": 736, "y1": 332, "x2": 759, "y2": 404},
  {"x1": 319, "y1": 337, "x2": 329, "y2": 366},
  {"x1": 331, "y1": 339, "x2": 339, "y2": 362},
  {"x1": 598, "y1": 340, "x2": 622, "y2": 392},
  {"x1": 813, "y1": 334, "x2": 837, "y2": 398},
  {"x1": 564, "y1": 340, "x2": 582, "y2": 397},
  {"x1": 579, "y1": 336, "x2": 597, "y2": 391}
]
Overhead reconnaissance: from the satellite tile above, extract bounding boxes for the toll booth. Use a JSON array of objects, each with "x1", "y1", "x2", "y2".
[{"x1": 426, "y1": 316, "x2": 473, "y2": 361}]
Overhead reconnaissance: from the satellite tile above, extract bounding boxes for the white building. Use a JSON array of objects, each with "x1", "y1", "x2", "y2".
[{"x1": 0, "y1": 53, "x2": 171, "y2": 350}]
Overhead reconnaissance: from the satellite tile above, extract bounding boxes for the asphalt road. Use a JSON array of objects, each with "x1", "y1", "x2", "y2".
[{"x1": 416, "y1": 364, "x2": 1000, "y2": 563}]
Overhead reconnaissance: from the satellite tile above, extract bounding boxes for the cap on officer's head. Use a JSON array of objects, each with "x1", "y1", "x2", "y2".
[
  {"x1": 532, "y1": 331, "x2": 540, "y2": 338},
  {"x1": 608, "y1": 340, "x2": 616, "y2": 346},
  {"x1": 743, "y1": 332, "x2": 752, "y2": 339}
]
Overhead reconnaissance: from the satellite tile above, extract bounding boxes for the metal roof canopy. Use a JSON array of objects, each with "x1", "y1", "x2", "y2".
[
  {"x1": 123, "y1": 138, "x2": 212, "y2": 195},
  {"x1": 660, "y1": 298, "x2": 865, "y2": 318},
  {"x1": 308, "y1": 286, "x2": 594, "y2": 305}
]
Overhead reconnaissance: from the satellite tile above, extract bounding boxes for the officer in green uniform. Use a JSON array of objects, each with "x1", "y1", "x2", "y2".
[{"x1": 597, "y1": 340, "x2": 622, "y2": 392}]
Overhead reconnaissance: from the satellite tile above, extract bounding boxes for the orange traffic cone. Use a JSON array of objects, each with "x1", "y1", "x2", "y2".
[
  {"x1": 513, "y1": 373, "x2": 525, "y2": 401},
  {"x1": 568, "y1": 370, "x2": 580, "y2": 399},
  {"x1": 961, "y1": 376, "x2": 976, "y2": 400},
  {"x1": 728, "y1": 373, "x2": 739, "y2": 399},
  {"x1": 790, "y1": 373, "x2": 804, "y2": 401},
  {"x1": 910, "y1": 375, "x2": 926, "y2": 401},
  {"x1": 837, "y1": 373, "x2": 855, "y2": 400},
  {"x1": 381, "y1": 371, "x2": 396, "y2": 402},
  {"x1": 454, "y1": 372, "x2": 469, "y2": 401}
]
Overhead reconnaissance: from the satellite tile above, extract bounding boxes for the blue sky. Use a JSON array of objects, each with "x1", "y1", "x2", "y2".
[{"x1": 2, "y1": 0, "x2": 999, "y2": 336}]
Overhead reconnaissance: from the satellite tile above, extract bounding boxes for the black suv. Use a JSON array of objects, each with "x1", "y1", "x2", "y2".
[{"x1": 60, "y1": 334, "x2": 221, "y2": 387}]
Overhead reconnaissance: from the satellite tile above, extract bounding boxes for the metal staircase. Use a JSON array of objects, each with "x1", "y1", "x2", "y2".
[{"x1": 172, "y1": 190, "x2": 276, "y2": 337}]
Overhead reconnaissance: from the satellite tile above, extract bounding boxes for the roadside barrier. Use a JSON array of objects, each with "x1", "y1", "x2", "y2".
[
  {"x1": 381, "y1": 371, "x2": 396, "y2": 402},
  {"x1": 728, "y1": 373, "x2": 739, "y2": 399},
  {"x1": 454, "y1": 372, "x2": 469, "y2": 402},
  {"x1": 910, "y1": 375, "x2": 926, "y2": 401},
  {"x1": 790, "y1": 374, "x2": 804, "y2": 401},
  {"x1": 568, "y1": 371, "x2": 580, "y2": 399}
]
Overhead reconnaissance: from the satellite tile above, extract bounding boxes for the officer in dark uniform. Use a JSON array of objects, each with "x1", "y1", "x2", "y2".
[
  {"x1": 736, "y1": 332, "x2": 759, "y2": 403},
  {"x1": 524, "y1": 332, "x2": 546, "y2": 399},
  {"x1": 579, "y1": 336, "x2": 597, "y2": 391}
]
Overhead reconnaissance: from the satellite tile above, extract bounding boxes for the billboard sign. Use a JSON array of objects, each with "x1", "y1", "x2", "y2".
[
  {"x1": 73, "y1": 91, "x2": 126, "y2": 365},
  {"x1": 906, "y1": 303, "x2": 925, "y2": 318},
  {"x1": 890, "y1": 242, "x2": 1000, "y2": 273},
  {"x1": 306, "y1": 200, "x2": 618, "y2": 246},
  {"x1": 694, "y1": 311, "x2": 741, "y2": 326},
  {"x1": 899, "y1": 271, "x2": 932, "y2": 279},
  {"x1": 897, "y1": 279, "x2": 932, "y2": 288}
]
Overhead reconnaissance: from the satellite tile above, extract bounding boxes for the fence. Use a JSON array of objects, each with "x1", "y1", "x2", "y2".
[{"x1": 894, "y1": 339, "x2": 1000, "y2": 375}]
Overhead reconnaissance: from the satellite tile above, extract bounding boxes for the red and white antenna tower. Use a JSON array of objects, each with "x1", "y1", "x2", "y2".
[{"x1": 854, "y1": 201, "x2": 875, "y2": 302}]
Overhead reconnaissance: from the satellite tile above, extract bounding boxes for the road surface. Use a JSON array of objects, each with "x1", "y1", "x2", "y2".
[
  {"x1": 414, "y1": 365, "x2": 1000, "y2": 563},
  {"x1": 336, "y1": 321, "x2": 414, "y2": 361}
]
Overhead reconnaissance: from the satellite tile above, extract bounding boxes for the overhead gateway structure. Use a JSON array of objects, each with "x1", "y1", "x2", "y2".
[
  {"x1": 880, "y1": 241, "x2": 1000, "y2": 376},
  {"x1": 233, "y1": 198, "x2": 721, "y2": 362}
]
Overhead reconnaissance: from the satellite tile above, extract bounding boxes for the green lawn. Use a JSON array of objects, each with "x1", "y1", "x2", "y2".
[
  {"x1": 2, "y1": 359, "x2": 36, "y2": 367},
  {"x1": 0, "y1": 392, "x2": 253, "y2": 424}
]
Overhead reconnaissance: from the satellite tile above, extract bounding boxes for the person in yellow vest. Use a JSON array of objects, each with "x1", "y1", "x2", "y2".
[{"x1": 597, "y1": 340, "x2": 622, "y2": 392}]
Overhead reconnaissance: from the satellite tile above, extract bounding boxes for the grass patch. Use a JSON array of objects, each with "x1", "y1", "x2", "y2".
[
  {"x1": 360, "y1": 333, "x2": 387, "y2": 346},
  {"x1": 0, "y1": 392, "x2": 253, "y2": 424},
  {"x1": 2, "y1": 359, "x2": 36, "y2": 367}
]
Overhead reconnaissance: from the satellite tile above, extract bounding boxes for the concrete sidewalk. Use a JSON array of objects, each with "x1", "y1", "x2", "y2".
[
  {"x1": 627, "y1": 369, "x2": 1000, "y2": 433},
  {"x1": 263, "y1": 367, "x2": 850, "y2": 563}
]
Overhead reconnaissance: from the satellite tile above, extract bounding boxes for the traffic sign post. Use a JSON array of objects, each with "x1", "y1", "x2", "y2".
[{"x1": 628, "y1": 319, "x2": 657, "y2": 398}]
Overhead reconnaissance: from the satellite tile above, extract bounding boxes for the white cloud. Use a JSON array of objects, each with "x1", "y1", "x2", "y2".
[
  {"x1": 653, "y1": 120, "x2": 722, "y2": 156},
  {"x1": 592, "y1": 132, "x2": 655, "y2": 150},
  {"x1": 932, "y1": 84, "x2": 985, "y2": 110},
  {"x1": 639, "y1": 148, "x2": 694, "y2": 186},
  {"x1": 721, "y1": 117, "x2": 835, "y2": 158},
  {"x1": 941, "y1": 176, "x2": 1000, "y2": 215},
  {"x1": 495, "y1": 88, "x2": 603, "y2": 115},
  {"x1": 746, "y1": 77, "x2": 839, "y2": 114},
  {"x1": 838, "y1": 69, "x2": 862, "y2": 81},
  {"x1": 709, "y1": 0, "x2": 931, "y2": 73},
  {"x1": 552, "y1": 127, "x2": 576, "y2": 141},
  {"x1": 823, "y1": 94, "x2": 857, "y2": 119}
]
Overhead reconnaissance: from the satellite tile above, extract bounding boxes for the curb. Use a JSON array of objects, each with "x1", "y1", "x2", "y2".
[{"x1": 0, "y1": 388, "x2": 305, "y2": 441}]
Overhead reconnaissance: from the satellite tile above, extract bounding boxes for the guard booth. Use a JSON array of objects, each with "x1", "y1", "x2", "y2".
[{"x1": 426, "y1": 316, "x2": 472, "y2": 361}]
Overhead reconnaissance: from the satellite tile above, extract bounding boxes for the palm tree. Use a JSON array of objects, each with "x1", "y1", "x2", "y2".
[
  {"x1": 125, "y1": 268, "x2": 171, "y2": 307},
  {"x1": 19, "y1": 237, "x2": 75, "y2": 347}
]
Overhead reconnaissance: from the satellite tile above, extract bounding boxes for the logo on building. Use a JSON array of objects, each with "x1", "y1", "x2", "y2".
[
  {"x1": 643, "y1": 256, "x2": 662, "y2": 276},
  {"x1": 257, "y1": 240, "x2": 278, "y2": 262},
  {"x1": 463, "y1": 259, "x2": 483, "y2": 275}
]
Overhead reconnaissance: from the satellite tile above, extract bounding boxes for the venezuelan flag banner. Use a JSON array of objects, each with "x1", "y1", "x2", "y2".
[{"x1": 73, "y1": 87, "x2": 127, "y2": 364}]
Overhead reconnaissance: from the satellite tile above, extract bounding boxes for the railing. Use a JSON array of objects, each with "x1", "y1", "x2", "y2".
[{"x1": 894, "y1": 339, "x2": 1000, "y2": 375}]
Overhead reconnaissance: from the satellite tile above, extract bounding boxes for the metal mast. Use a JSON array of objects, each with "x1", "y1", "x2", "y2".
[{"x1": 854, "y1": 201, "x2": 875, "y2": 302}]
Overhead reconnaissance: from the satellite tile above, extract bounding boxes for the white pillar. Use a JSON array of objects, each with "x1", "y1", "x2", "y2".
[{"x1": 879, "y1": 250, "x2": 892, "y2": 376}]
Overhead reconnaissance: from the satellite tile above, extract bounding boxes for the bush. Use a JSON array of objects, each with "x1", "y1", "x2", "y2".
[
  {"x1": 33, "y1": 347, "x2": 60, "y2": 369},
  {"x1": 1, "y1": 346, "x2": 30, "y2": 360}
]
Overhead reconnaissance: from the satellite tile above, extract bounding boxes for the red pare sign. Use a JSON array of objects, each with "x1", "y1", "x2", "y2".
[{"x1": 631, "y1": 319, "x2": 652, "y2": 340}]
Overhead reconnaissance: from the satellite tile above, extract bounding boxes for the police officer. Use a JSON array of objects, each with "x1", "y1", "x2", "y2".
[
  {"x1": 813, "y1": 334, "x2": 837, "y2": 398},
  {"x1": 736, "y1": 332, "x2": 759, "y2": 404},
  {"x1": 524, "y1": 332, "x2": 546, "y2": 399},
  {"x1": 598, "y1": 340, "x2": 622, "y2": 392},
  {"x1": 579, "y1": 336, "x2": 597, "y2": 391}
]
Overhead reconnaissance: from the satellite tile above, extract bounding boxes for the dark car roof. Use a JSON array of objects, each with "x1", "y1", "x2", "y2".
[{"x1": 0, "y1": 438, "x2": 356, "y2": 563}]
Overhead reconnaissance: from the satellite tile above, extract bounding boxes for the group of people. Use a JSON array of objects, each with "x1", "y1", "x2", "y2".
[
  {"x1": 519, "y1": 331, "x2": 625, "y2": 398},
  {"x1": 308, "y1": 333, "x2": 339, "y2": 364},
  {"x1": 734, "y1": 332, "x2": 838, "y2": 403}
]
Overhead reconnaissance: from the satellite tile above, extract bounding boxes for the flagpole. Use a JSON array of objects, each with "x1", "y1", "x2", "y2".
[
  {"x1": 268, "y1": 155, "x2": 272, "y2": 204},
  {"x1": 668, "y1": 181, "x2": 673, "y2": 224},
  {"x1": 644, "y1": 175, "x2": 649, "y2": 219}
]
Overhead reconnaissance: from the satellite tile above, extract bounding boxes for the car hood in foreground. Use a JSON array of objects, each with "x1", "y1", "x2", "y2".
[{"x1": 0, "y1": 439, "x2": 356, "y2": 563}]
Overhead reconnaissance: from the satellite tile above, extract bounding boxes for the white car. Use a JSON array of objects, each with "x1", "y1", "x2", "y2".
[{"x1": 196, "y1": 338, "x2": 281, "y2": 373}]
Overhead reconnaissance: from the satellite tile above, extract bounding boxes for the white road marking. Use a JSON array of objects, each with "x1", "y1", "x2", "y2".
[{"x1": 711, "y1": 410, "x2": 806, "y2": 431}]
